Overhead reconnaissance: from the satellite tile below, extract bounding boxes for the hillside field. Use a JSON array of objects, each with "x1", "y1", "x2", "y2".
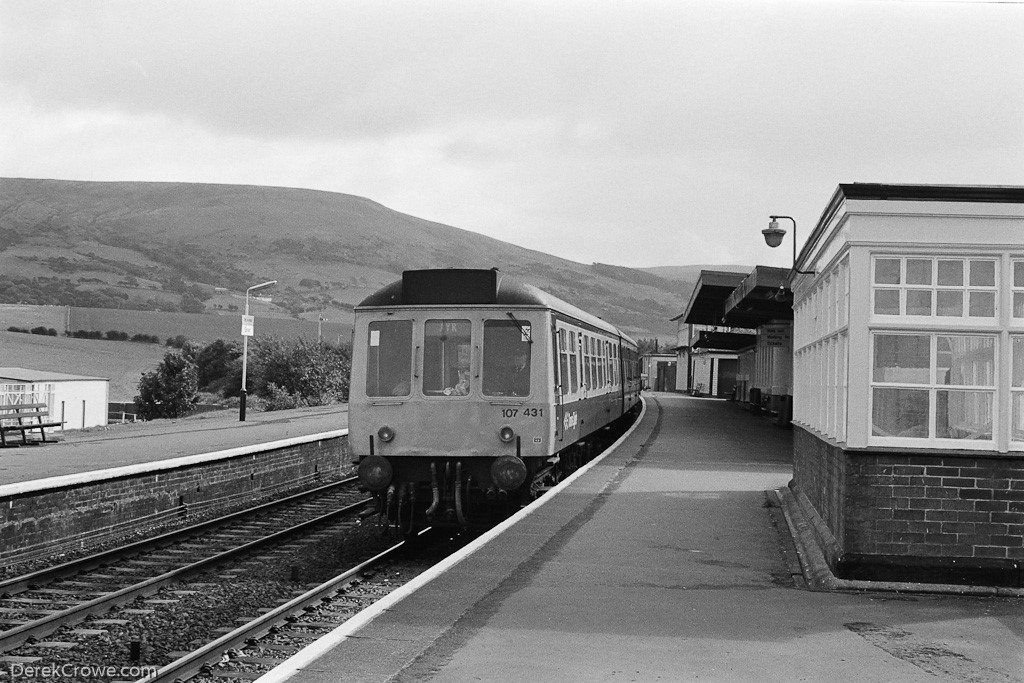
[{"x1": 0, "y1": 331, "x2": 168, "y2": 402}]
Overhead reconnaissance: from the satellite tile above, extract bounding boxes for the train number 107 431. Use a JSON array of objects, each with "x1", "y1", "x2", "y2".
[{"x1": 501, "y1": 408, "x2": 544, "y2": 418}]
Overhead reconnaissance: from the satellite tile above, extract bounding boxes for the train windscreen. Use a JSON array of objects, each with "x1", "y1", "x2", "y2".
[
  {"x1": 483, "y1": 320, "x2": 532, "y2": 397},
  {"x1": 366, "y1": 320, "x2": 412, "y2": 397}
]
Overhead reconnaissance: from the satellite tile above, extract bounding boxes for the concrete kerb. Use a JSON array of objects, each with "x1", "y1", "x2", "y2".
[{"x1": 773, "y1": 484, "x2": 1024, "y2": 598}]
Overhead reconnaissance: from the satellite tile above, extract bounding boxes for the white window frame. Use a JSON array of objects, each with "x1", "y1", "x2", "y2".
[
  {"x1": 868, "y1": 331, "x2": 998, "y2": 449},
  {"x1": 871, "y1": 255, "x2": 999, "y2": 322}
]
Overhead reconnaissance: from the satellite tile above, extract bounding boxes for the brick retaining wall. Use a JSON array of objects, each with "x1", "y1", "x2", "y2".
[
  {"x1": 0, "y1": 435, "x2": 350, "y2": 565},
  {"x1": 794, "y1": 427, "x2": 1024, "y2": 586}
]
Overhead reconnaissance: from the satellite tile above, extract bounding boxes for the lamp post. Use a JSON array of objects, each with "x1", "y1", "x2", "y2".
[
  {"x1": 761, "y1": 215, "x2": 815, "y2": 275},
  {"x1": 317, "y1": 314, "x2": 327, "y2": 343},
  {"x1": 240, "y1": 280, "x2": 277, "y2": 421}
]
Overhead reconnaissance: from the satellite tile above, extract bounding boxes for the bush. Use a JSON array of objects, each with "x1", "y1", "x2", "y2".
[
  {"x1": 7, "y1": 326, "x2": 29, "y2": 333},
  {"x1": 30, "y1": 326, "x2": 58, "y2": 336},
  {"x1": 134, "y1": 351, "x2": 199, "y2": 420},
  {"x1": 166, "y1": 334, "x2": 190, "y2": 349},
  {"x1": 250, "y1": 337, "x2": 350, "y2": 407},
  {"x1": 195, "y1": 339, "x2": 242, "y2": 396},
  {"x1": 105, "y1": 330, "x2": 129, "y2": 341},
  {"x1": 131, "y1": 333, "x2": 161, "y2": 344}
]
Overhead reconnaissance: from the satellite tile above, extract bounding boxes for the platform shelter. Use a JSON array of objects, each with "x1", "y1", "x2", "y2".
[{"x1": 787, "y1": 183, "x2": 1024, "y2": 586}]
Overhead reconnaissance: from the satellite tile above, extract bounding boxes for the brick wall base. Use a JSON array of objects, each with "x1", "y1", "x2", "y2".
[
  {"x1": 793, "y1": 427, "x2": 1024, "y2": 587},
  {"x1": 0, "y1": 435, "x2": 350, "y2": 566}
]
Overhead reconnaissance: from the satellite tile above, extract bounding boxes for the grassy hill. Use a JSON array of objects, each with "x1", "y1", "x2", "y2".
[{"x1": 0, "y1": 178, "x2": 749, "y2": 340}]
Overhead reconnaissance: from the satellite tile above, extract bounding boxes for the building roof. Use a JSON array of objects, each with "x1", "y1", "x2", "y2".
[
  {"x1": 722, "y1": 266, "x2": 793, "y2": 328},
  {"x1": 671, "y1": 270, "x2": 750, "y2": 326},
  {"x1": 0, "y1": 367, "x2": 108, "y2": 383},
  {"x1": 798, "y1": 183, "x2": 1024, "y2": 273},
  {"x1": 837, "y1": 183, "x2": 1024, "y2": 203}
]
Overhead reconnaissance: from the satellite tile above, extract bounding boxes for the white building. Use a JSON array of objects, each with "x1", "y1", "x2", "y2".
[
  {"x1": 0, "y1": 367, "x2": 109, "y2": 431},
  {"x1": 788, "y1": 183, "x2": 1024, "y2": 587}
]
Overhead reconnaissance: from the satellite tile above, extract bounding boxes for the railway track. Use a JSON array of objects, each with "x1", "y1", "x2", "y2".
[
  {"x1": 147, "y1": 530, "x2": 472, "y2": 683},
  {"x1": 0, "y1": 478, "x2": 369, "y2": 654}
]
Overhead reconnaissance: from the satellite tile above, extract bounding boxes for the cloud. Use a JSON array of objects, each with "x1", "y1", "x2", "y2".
[{"x1": 2, "y1": 0, "x2": 1023, "y2": 268}]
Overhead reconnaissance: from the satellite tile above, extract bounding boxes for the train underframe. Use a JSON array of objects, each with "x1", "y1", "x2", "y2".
[{"x1": 363, "y1": 406, "x2": 639, "y2": 535}]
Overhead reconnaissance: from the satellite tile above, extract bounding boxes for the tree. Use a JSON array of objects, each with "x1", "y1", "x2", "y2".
[
  {"x1": 636, "y1": 338, "x2": 662, "y2": 355},
  {"x1": 134, "y1": 351, "x2": 199, "y2": 420},
  {"x1": 250, "y1": 337, "x2": 350, "y2": 408},
  {"x1": 195, "y1": 339, "x2": 242, "y2": 395}
]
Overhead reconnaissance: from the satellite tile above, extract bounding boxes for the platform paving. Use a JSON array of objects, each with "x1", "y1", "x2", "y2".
[
  {"x1": 277, "y1": 393, "x2": 1023, "y2": 683},
  {"x1": 0, "y1": 404, "x2": 348, "y2": 487}
]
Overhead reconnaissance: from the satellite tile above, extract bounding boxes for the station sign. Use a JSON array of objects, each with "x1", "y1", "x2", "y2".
[
  {"x1": 241, "y1": 315, "x2": 255, "y2": 337},
  {"x1": 762, "y1": 325, "x2": 791, "y2": 347}
]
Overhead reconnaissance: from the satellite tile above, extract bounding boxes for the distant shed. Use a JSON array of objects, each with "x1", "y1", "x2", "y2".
[{"x1": 0, "y1": 367, "x2": 109, "y2": 430}]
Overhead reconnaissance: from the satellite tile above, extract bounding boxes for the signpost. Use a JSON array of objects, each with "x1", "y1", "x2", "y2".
[{"x1": 240, "y1": 281, "x2": 276, "y2": 421}]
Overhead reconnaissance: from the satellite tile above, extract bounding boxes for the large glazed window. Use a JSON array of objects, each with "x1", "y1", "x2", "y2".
[
  {"x1": 366, "y1": 320, "x2": 413, "y2": 397},
  {"x1": 872, "y1": 256, "x2": 998, "y2": 320},
  {"x1": 1012, "y1": 336, "x2": 1024, "y2": 442},
  {"x1": 483, "y1": 319, "x2": 532, "y2": 396},
  {"x1": 1013, "y1": 261, "x2": 1024, "y2": 319},
  {"x1": 871, "y1": 333, "x2": 995, "y2": 441},
  {"x1": 423, "y1": 320, "x2": 472, "y2": 396}
]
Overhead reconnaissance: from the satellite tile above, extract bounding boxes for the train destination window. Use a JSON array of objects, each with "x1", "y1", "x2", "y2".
[
  {"x1": 483, "y1": 320, "x2": 531, "y2": 396},
  {"x1": 366, "y1": 320, "x2": 413, "y2": 397},
  {"x1": 423, "y1": 319, "x2": 472, "y2": 396}
]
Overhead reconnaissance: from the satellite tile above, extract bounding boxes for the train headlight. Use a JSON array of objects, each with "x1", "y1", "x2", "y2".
[
  {"x1": 491, "y1": 455, "x2": 527, "y2": 491},
  {"x1": 358, "y1": 455, "x2": 393, "y2": 491},
  {"x1": 377, "y1": 425, "x2": 395, "y2": 443},
  {"x1": 498, "y1": 425, "x2": 515, "y2": 443}
]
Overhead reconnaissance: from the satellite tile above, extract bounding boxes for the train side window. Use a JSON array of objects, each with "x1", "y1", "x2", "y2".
[
  {"x1": 483, "y1": 319, "x2": 531, "y2": 396},
  {"x1": 558, "y1": 329, "x2": 570, "y2": 396},
  {"x1": 573, "y1": 331, "x2": 581, "y2": 393},
  {"x1": 423, "y1": 319, "x2": 472, "y2": 396},
  {"x1": 366, "y1": 320, "x2": 413, "y2": 397}
]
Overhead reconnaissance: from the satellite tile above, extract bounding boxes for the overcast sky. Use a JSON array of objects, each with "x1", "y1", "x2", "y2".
[{"x1": 2, "y1": 0, "x2": 1022, "y2": 269}]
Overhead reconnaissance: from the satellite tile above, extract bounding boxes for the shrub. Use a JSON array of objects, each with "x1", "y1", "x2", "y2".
[
  {"x1": 250, "y1": 336, "x2": 350, "y2": 407},
  {"x1": 166, "y1": 334, "x2": 189, "y2": 349},
  {"x1": 7, "y1": 326, "x2": 29, "y2": 333},
  {"x1": 134, "y1": 351, "x2": 199, "y2": 420}
]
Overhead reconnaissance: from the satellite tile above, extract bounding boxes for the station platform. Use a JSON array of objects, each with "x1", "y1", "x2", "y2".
[
  {"x1": 266, "y1": 394, "x2": 1024, "y2": 683},
  {"x1": 0, "y1": 404, "x2": 348, "y2": 490}
]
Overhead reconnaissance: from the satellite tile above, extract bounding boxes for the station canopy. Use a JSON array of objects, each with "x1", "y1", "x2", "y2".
[
  {"x1": 673, "y1": 270, "x2": 749, "y2": 327},
  {"x1": 671, "y1": 266, "x2": 792, "y2": 353},
  {"x1": 720, "y1": 266, "x2": 793, "y2": 328}
]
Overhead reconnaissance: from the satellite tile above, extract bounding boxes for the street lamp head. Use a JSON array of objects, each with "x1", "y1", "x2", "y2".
[
  {"x1": 762, "y1": 217, "x2": 786, "y2": 248},
  {"x1": 248, "y1": 280, "x2": 277, "y2": 293}
]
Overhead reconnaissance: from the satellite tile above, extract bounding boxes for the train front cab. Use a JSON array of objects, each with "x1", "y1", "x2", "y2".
[{"x1": 351, "y1": 307, "x2": 557, "y2": 527}]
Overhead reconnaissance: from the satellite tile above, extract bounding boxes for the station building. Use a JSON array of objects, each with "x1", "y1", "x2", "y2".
[
  {"x1": 639, "y1": 353, "x2": 678, "y2": 392},
  {"x1": 0, "y1": 367, "x2": 109, "y2": 431},
  {"x1": 787, "y1": 183, "x2": 1024, "y2": 586},
  {"x1": 670, "y1": 184, "x2": 1024, "y2": 585}
]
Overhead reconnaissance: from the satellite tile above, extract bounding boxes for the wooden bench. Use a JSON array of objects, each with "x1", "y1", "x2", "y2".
[{"x1": 0, "y1": 402, "x2": 65, "y2": 447}]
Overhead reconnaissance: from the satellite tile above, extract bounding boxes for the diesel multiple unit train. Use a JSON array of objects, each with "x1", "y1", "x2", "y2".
[{"x1": 351, "y1": 268, "x2": 642, "y2": 532}]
